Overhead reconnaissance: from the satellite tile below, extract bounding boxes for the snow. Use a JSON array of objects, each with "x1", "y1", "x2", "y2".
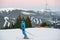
[
  {"x1": 0, "y1": 8, "x2": 15, "y2": 12},
  {"x1": 22, "y1": 12, "x2": 31, "y2": 15},
  {"x1": 0, "y1": 28, "x2": 60, "y2": 40},
  {"x1": 22, "y1": 11, "x2": 36, "y2": 15},
  {"x1": 0, "y1": 8, "x2": 25, "y2": 12},
  {"x1": 0, "y1": 8, "x2": 37, "y2": 12}
]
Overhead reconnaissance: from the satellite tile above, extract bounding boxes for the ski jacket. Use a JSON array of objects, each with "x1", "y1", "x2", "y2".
[{"x1": 21, "y1": 21, "x2": 26, "y2": 29}]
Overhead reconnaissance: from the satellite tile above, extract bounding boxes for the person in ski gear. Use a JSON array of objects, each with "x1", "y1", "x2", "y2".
[{"x1": 20, "y1": 19, "x2": 29, "y2": 39}]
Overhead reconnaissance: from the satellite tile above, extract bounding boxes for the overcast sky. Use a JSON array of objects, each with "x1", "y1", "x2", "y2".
[{"x1": 0, "y1": 0, "x2": 60, "y2": 11}]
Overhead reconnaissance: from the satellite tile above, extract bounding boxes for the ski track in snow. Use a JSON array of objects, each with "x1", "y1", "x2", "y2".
[{"x1": 0, "y1": 28, "x2": 60, "y2": 40}]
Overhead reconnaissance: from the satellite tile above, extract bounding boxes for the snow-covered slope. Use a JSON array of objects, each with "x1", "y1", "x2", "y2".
[
  {"x1": 0, "y1": 8, "x2": 16, "y2": 12},
  {"x1": 0, "y1": 8, "x2": 37, "y2": 12},
  {"x1": 0, "y1": 28, "x2": 60, "y2": 40}
]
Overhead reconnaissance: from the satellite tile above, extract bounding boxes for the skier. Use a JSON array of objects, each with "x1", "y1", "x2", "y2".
[{"x1": 20, "y1": 19, "x2": 29, "y2": 39}]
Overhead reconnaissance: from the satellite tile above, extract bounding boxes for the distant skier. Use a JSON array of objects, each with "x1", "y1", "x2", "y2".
[{"x1": 20, "y1": 19, "x2": 29, "y2": 39}]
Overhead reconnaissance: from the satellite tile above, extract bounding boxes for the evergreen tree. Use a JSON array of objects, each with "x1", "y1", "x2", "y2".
[
  {"x1": 4, "y1": 26, "x2": 8, "y2": 29},
  {"x1": 10, "y1": 23, "x2": 15, "y2": 29},
  {"x1": 25, "y1": 17, "x2": 32, "y2": 28},
  {"x1": 14, "y1": 15, "x2": 21, "y2": 28}
]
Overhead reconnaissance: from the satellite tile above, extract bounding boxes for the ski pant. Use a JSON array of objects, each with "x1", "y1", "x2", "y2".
[{"x1": 22, "y1": 29, "x2": 27, "y2": 38}]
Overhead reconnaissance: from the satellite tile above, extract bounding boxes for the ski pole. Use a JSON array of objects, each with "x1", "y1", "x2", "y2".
[{"x1": 26, "y1": 31, "x2": 38, "y2": 37}]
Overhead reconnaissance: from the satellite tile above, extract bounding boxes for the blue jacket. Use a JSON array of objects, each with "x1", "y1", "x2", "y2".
[{"x1": 21, "y1": 21, "x2": 26, "y2": 29}]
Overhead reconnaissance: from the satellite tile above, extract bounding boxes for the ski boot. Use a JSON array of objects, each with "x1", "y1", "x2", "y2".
[{"x1": 24, "y1": 37, "x2": 29, "y2": 39}]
